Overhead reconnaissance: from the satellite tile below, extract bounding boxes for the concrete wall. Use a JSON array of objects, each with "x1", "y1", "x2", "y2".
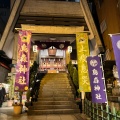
[{"x1": 21, "y1": 0, "x2": 83, "y2": 17}]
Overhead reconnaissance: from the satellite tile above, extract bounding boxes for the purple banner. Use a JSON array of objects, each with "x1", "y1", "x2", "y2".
[
  {"x1": 15, "y1": 30, "x2": 32, "y2": 91},
  {"x1": 110, "y1": 34, "x2": 120, "y2": 79},
  {"x1": 87, "y1": 55, "x2": 107, "y2": 103}
]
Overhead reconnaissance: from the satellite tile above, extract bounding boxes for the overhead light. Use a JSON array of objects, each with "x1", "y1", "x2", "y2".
[
  {"x1": 26, "y1": 20, "x2": 35, "y2": 21},
  {"x1": 49, "y1": 37, "x2": 56, "y2": 41}
]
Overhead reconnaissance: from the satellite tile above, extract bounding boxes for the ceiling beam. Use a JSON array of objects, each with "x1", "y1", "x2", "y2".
[
  {"x1": 19, "y1": 15, "x2": 85, "y2": 21},
  {"x1": 15, "y1": 24, "x2": 88, "y2": 31},
  {"x1": 20, "y1": 25, "x2": 85, "y2": 34},
  {"x1": 17, "y1": 20, "x2": 87, "y2": 26}
]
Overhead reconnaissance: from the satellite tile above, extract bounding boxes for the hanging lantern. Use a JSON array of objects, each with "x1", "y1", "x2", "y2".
[
  {"x1": 68, "y1": 46, "x2": 72, "y2": 53},
  {"x1": 33, "y1": 45, "x2": 38, "y2": 52}
]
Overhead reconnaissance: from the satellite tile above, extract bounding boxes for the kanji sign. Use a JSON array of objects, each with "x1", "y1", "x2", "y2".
[
  {"x1": 109, "y1": 33, "x2": 120, "y2": 80},
  {"x1": 15, "y1": 30, "x2": 32, "y2": 91},
  {"x1": 87, "y1": 55, "x2": 107, "y2": 103},
  {"x1": 76, "y1": 32, "x2": 91, "y2": 92}
]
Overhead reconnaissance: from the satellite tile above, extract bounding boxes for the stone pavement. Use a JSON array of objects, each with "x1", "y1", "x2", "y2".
[
  {"x1": 0, "y1": 107, "x2": 88, "y2": 120},
  {"x1": 0, "y1": 113, "x2": 80, "y2": 120}
]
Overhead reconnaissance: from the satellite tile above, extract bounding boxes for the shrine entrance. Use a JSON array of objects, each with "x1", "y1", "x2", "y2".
[{"x1": 21, "y1": 25, "x2": 85, "y2": 73}]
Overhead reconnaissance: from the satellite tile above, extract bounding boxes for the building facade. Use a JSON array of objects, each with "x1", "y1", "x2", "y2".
[{"x1": 94, "y1": 0, "x2": 120, "y2": 60}]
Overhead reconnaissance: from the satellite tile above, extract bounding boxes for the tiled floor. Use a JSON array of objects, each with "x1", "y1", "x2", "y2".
[{"x1": 0, "y1": 107, "x2": 80, "y2": 120}]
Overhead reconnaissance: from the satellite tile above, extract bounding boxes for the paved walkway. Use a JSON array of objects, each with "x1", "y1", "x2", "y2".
[{"x1": 0, "y1": 107, "x2": 85, "y2": 120}]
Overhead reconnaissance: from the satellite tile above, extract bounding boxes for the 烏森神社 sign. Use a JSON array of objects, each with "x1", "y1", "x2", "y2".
[{"x1": 87, "y1": 55, "x2": 107, "y2": 103}]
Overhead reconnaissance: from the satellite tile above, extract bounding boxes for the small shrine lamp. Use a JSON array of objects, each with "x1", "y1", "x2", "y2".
[
  {"x1": 33, "y1": 45, "x2": 38, "y2": 52},
  {"x1": 68, "y1": 46, "x2": 72, "y2": 53}
]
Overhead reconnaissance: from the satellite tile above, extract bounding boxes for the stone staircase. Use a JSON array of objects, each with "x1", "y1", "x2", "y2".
[{"x1": 28, "y1": 73, "x2": 80, "y2": 115}]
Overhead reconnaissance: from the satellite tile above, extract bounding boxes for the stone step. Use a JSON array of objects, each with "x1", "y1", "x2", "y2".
[
  {"x1": 45, "y1": 74, "x2": 67, "y2": 75},
  {"x1": 39, "y1": 91, "x2": 73, "y2": 96},
  {"x1": 40, "y1": 88, "x2": 72, "y2": 91},
  {"x1": 33, "y1": 101, "x2": 76, "y2": 105},
  {"x1": 28, "y1": 73, "x2": 80, "y2": 115},
  {"x1": 40, "y1": 88, "x2": 73, "y2": 92},
  {"x1": 39, "y1": 91, "x2": 73, "y2": 94},
  {"x1": 28, "y1": 109, "x2": 80, "y2": 115},
  {"x1": 37, "y1": 97, "x2": 74, "y2": 101},
  {"x1": 41, "y1": 81, "x2": 69, "y2": 84},
  {"x1": 40, "y1": 87, "x2": 72, "y2": 91},
  {"x1": 44, "y1": 74, "x2": 67, "y2": 75},
  {"x1": 38, "y1": 93, "x2": 74, "y2": 98},
  {"x1": 42, "y1": 79, "x2": 68, "y2": 80},
  {"x1": 40, "y1": 84, "x2": 71, "y2": 87},
  {"x1": 42, "y1": 77, "x2": 68, "y2": 79},
  {"x1": 41, "y1": 86, "x2": 72, "y2": 89},
  {"x1": 29, "y1": 104, "x2": 79, "y2": 110},
  {"x1": 39, "y1": 94, "x2": 73, "y2": 97},
  {"x1": 41, "y1": 81, "x2": 70, "y2": 84},
  {"x1": 41, "y1": 79, "x2": 69, "y2": 81},
  {"x1": 40, "y1": 86, "x2": 73, "y2": 90}
]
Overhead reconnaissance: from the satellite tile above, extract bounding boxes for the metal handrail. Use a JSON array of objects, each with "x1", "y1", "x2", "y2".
[{"x1": 84, "y1": 99, "x2": 120, "y2": 120}]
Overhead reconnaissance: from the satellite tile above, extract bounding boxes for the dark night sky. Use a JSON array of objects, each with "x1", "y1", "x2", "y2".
[{"x1": 0, "y1": 0, "x2": 10, "y2": 8}]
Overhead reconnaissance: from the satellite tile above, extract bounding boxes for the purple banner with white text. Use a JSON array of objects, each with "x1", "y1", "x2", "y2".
[
  {"x1": 110, "y1": 34, "x2": 120, "y2": 79},
  {"x1": 15, "y1": 30, "x2": 32, "y2": 91},
  {"x1": 87, "y1": 55, "x2": 107, "y2": 103}
]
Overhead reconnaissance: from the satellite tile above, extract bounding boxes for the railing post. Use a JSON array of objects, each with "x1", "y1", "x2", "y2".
[
  {"x1": 82, "y1": 99, "x2": 85, "y2": 113},
  {"x1": 106, "y1": 105, "x2": 110, "y2": 120},
  {"x1": 82, "y1": 99, "x2": 86, "y2": 114},
  {"x1": 112, "y1": 106, "x2": 117, "y2": 120},
  {"x1": 86, "y1": 99, "x2": 88, "y2": 116},
  {"x1": 100, "y1": 104, "x2": 104, "y2": 120},
  {"x1": 96, "y1": 103, "x2": 99, "y2": 120},
  {"x1": 84, "y1": 99, "x2": 86, "y2": 114},
  {"x1": 85, "y1": 99, "x2": 87, "y2": 115},
  {"x1": 81, "y1": 92, "x2": 85, "y2": 113},
  {"x1": 92, "y1": 102, "x2": 94, "y2": 119},
  {"x1": 88, "y1": 100, "x2": 91, "y2": 117}
]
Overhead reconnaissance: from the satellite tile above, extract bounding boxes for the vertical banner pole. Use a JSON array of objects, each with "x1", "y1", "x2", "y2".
[
  {"x1": 99, "y1": 54, "x2": 108, "y2": 106},
  {"x1": 81, "y1": 91, "x2": 85, "y2": 113}
]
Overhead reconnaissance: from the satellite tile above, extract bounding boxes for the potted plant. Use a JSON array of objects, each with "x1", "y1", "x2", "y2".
[
  {"x1": 25, "y1": 89, "x2": 32, "y2": 111},
  {"x1": 12, "y1": 91, "x2": 23, "y2": 115}
]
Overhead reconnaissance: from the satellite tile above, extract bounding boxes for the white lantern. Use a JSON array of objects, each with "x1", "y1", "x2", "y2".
[
  {"x1": 68, "y1": 46, "x2": 72, "y2": 53},
  {"x1": 33, "y1": 45, "x2": 38, "y2": 52}
]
